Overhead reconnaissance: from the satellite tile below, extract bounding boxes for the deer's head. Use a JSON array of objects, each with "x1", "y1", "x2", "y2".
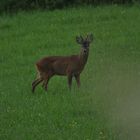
[{"x1": 76, "y1": 33, "x2": 93, "y2": 54}]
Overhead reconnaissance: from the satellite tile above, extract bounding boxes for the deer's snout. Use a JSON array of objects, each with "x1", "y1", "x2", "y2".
[
  {"x1": 84, "y1": 49, "x2": 87, "y2": 53},
  {"x1": 83, "y1": 48, "x2": 88, "y2": 53}
]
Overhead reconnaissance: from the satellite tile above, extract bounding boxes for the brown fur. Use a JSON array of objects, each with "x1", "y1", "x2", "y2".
[{"x1": 32, "y1": 34, "x2": 93, "y2": 93}]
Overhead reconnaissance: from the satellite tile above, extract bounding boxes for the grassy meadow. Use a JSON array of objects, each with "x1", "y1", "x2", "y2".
[{"x1": 0, "y1": 5, "x2": 140, "y2": 140}]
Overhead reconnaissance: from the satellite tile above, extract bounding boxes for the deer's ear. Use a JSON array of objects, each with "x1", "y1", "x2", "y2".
[
  {"x1": 87, "y1": 33, "x2": 93, "y2": 43},
  {"x1": 76, "y1": 36, "x2": 83, "y2": 44}
]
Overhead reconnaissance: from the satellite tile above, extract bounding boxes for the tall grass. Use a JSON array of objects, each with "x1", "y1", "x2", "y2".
[{"x1": 0, "y1": 5, "x2": 140, "y2": 140}]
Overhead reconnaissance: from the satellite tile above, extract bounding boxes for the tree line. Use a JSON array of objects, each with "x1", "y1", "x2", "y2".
[{"x1": 0, "y1": 0, "x2": 139, "y2": 13}]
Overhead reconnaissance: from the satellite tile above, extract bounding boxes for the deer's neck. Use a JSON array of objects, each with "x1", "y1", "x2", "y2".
[{"x1": 79, "y1": 50, "x2": 89, "y2": 66}]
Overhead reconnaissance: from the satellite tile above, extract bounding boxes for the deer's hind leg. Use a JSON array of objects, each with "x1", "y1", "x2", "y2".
[
  {"x1": 42, "y1": 71, "x2": 53, "y2": 92},
  {"x1": 32, "y1": 72, "x2": 43, "y2": 93},
  {"x1": 67, "y1": 74, "x2": 73, "y2": 91},
  {"x1": 32, "y1": 78, "x2": 41, "y2": 87},
  {"x1": 32, "y1": 78, "x2": 43, "y2": 93},
  {"x1": 32, "y1": 71, "x2": 40, "y2": 86}
]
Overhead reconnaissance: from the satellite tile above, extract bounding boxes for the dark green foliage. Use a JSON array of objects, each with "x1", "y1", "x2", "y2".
[
  {"x1": 0, "y1": 0, "x2": 71, "y2": 13},
  {"x1": 0, "y1": 0, "x2": 140, "y2": 13}
]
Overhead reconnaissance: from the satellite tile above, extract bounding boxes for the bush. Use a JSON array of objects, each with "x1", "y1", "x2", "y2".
[{"x1": 0, "y1": 0, "x2": 139, "y2": 13}]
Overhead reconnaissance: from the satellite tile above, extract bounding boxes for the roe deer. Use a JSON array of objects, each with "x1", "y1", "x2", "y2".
[{"x1": 32, "y1": 33, "x2": 93, "y2": 93}]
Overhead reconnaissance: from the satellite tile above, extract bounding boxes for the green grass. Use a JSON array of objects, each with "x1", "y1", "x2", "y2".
[{"x1": 0, "y1": 5, "x2": 140, "y2": 140}]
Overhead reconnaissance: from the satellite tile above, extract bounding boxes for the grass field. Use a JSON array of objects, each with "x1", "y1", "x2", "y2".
[{"x1": 0, "y1": 5, "x2": 140, "y2": 140}]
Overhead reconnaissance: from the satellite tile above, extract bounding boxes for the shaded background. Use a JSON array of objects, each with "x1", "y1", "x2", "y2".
[{"x1": 0, "y1": 0, "x2": 140, "y2": 13}]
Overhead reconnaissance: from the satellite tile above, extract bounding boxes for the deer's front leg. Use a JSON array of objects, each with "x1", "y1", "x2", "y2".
[
  {"x1": 67, "y1": 74, "x2": 73, "y2": 90},
  {"x1": 75, "y1": 74, "x2": 80, "y2": 88}
]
